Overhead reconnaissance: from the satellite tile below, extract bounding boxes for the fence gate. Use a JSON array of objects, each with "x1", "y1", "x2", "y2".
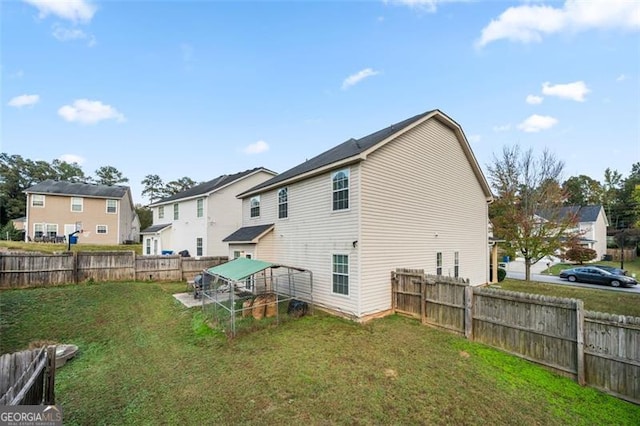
[{"x1": 391, "y1": 269, "x2": 425, "y2": 322}]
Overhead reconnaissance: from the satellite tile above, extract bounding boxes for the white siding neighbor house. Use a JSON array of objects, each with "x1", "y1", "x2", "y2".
[
  {"x1": 538, "y1": 205, "x2": 609, "y2": 261},
  {"x1": 141, "y1": 168, "x2": 276, "y2": 256},
  {"x1": 224, "y1": 110, "x2": 493, "y2": 320}
]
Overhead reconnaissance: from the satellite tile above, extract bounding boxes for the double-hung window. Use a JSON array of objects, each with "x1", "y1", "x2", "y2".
[
  {"x1": 332, "y1": 169, "x2": 349, "y2": 211},
  {"x1": 332, "y1": 254, "x2": 349, "y2": 295},
  {"x1": 46, "y1": 224, "x2": 57, "y2": 238},
  {"x1": 278, "y1": 188, "x2": 288, "y2": 219},
  {"x1": 454, "y1": 251, "x2": 460, "y2": 278},
  {"x1": 106, "y1": 199, "x2": 117, "y2": 214},
  {"x1": 173, "y1": 203, "x2": 179, "y2": 220},
  {"x1": 34, "y1": 224, "x2": 44, "y2": 238},
  {"x1": 250, "y1": 196, "x2": 260, "y2": 218},
  {"x1": 158, "y1": 206, "x2": 164, "y2": 219},
  {"x1": 32, "y1": 195, "x2": 45, "y2": 207},
  {"x1": 71, "y1": 197, "x2": 83, "y2": 212},
  {"x1": 436, "y1": 252, "x2": 443, "y2": 276},
  {"x1": 196, "y1": 199, "x2": 204, "y2": 218},
  {"x1": 196, "y1": 237, "x2": 203, "y2": 256},
  {"x1": 97, "y1": 225, "x2": 108, "y2": 234}
]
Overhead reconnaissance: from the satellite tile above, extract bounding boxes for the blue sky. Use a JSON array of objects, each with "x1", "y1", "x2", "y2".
[{"x1": 2, "y1": 0, "x2": 639, "y2": 204}]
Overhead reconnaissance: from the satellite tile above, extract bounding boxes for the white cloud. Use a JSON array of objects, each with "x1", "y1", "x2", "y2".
[
  {"x1": 342, "y1": 68, "x2": 380, "y2": 90},
  {"x1": 8, "y1": 94, "x2": 40, "y2": 108},
  {"x1": 616, "y1": 74, "x2": 627, "y2": 82},
  {"x1": 476, "y1": 0, "x2": 640, "y2": 47},
  {"x1": 517, "y1": 114, "x2": 558, "y2": 132},
  {"x1": 493, "y1": 124, "x2": 511, "y2": 132},
  {"x1": 59, "y1": 154, "x2": 85, "y2": 165},
  {"x1": 51, "y1": 24, "x2": 95, "y2": 46},
  {"x1": 385, "y1": 0, "x2": 464, "y2": 13},
  {"x1": 58, "y1": 99, "x2": 125, "y2": 124},
  {"x1": 526, "y1": 94, "x2": 544, "y2": 105},
  {"x1": 542, "y1": 81, "x2": 590, "y2": 102},
  {"x1": 24, "y1": 0, "x2": 97, "y2": 24},
  {"x1": 243, "y1": 140, "x2": 269, "y2": 155}
]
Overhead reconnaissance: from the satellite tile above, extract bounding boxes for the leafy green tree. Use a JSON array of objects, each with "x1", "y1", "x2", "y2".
[
  {"x1": 52, "y1": 159, "x2": 86, "y2": 183},
  {"x1": 562, "y1": 175, "x2": 603, "y2": 206},
  {"x1": 602, "y1": 168, "x2": 623, "y2": 228},
  {"x1": 141, "y1": 174, "x2": 165, "y2": 203},
  {"x1": 164, "y1": 177, "x2": 197, "y2": 196},
  {"x1": 135, "y1": 204, "x2": 153, "y2": 231},
  {"x1": 94, "y1": 166, "x2": 129, "y2": 186},
  {"x1": 1, "y1": 221, "x2": 24, "y2": 241},
  {"x1": 488, "y1": 146, "x2": 581, "y2": 281}
]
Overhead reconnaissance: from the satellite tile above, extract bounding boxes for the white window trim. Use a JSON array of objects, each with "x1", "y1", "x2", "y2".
[
  {"x1": 277, "y1": 187, "x2": 288, "y2": 220},
  {"x1": 196, "y1": 237, "x2": 203, "y2": 256},
  {"x1": 106, "y1": 199, "x2": 118, "y2": 214},
  {"x1": 45, "y1": 223, "x2": 58, "y2": 237},
  {"x1": 331, "y1": 168, "x2": 350, "y2": 212},
  {"x1": 331, "y1": 253, "x2": 350, "y2": 297},
  {"x1": 158, "y1": 206, "x2": 165, "y2": 219},
  {"x1": 250, "y1": 196, "x2": 261, "y2": 219},
  {"x1": 31, "y1": 194, "x2": 45, "y2": 208},
  {"x1": 196, "y1": 198, "x2": 204, "y2": 218},
  {"x1": 96, "y1": 225, "x2": 108, "y2": 234},
  {"x1": 173, "y1": 203, "x2": 179, "y2": 220},
  {"x1": 71, "y1": 197, "x2": 83, "y2": 213}
]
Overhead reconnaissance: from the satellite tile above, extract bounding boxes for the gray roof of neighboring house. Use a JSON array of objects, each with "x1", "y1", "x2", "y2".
[
  {"x1": 151, "y1": 167, "x2": 276, "y2": 206},
  {"x1": 538, "y1": 205, "x2": 604, "y2": 223},
  {"x1": 239, "y1": 110, "x2": 438, "y2": 197},
  {"x1": 25, "y1": 179, "x2": 129, "y2": 198},
  {"x1": 223, "y1": 224, "x2": 274, "y2": 242},
  {"x1": 140, "y1": 223, "x2": 172, "y2": 234}
]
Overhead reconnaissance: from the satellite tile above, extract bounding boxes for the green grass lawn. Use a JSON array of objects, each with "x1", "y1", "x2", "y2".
[
  {"x1": 497, "y1": 279, "x2": 640, "y2": 317},
  {"x1": 1, "y1": 282, "x2": 638, "y2": 425},
  {"x1": 0, "y1": 240, "x2": 142, "y2": 254}
]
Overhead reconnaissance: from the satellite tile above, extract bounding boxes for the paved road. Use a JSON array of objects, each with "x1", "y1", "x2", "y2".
[{"x1": 506, "y1": 270, "x2": 640, "y2": 294}]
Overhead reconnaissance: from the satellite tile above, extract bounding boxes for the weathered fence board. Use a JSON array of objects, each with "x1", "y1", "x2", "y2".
[
  {"x1": 391, "y1": 269, "x2": 640, "y2": 404},
  {"x1": 0, "y1": 347, "x2": 53, "y2": 405},
  {"x1": 0, "y1": 252, "x2": 228, "y2": 288},
  {"x1": 584, "y1": 312, "x2": 640, "y2": 403},
  {"x1": 0, "y1": 252, "x2": 74, "y2": 288}
]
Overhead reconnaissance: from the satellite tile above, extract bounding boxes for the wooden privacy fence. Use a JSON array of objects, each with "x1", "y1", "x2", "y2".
[
  {"x1": 391, "y1": 268, "x2": 640, "y2": 405},
  {"x1": 0, "y1": 346, "x2": 55, "y2": 405},
  {"x1": 0, "y1": 252, "x2": 227, "y2": 288}
]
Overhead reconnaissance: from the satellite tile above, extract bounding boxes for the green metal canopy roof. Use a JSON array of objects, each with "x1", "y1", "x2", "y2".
[{"x1": 206, "y1": 257, "x2": 276, "y2": 281}]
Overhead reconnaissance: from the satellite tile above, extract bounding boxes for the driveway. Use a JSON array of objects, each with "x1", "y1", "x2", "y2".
[{"x1": 504, "y1": 260, "x2": 640, "y2": 294}]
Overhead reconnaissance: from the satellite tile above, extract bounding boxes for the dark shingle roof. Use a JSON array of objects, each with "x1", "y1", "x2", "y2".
[
  {"x1": 151, "y1": 167, "x2": 275, "y2": 206},
  {"x1": 223, "y1": 224, "x2": 274, "y2": 242},
  {"x1": 239, "y1": 110, "x2": 437, "y2": 197},
  {"x1": 25, "y1": 179, "x2": 129, "y2": 198},
  {"x1": 140, "y1": 223, "x2": 172, "y2": 234},
  {"x1": 538, "y1": 205, "x2": 603, "y2": 223}
]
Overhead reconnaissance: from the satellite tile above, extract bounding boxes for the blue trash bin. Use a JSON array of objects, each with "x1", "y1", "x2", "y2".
[
  {"x1": 502, "y1": 255, "x2": 510, "y2": 263},
  {"x1": 161, "y1": 250, "x2": 174, "y2": 255},
  {"x1": 69, "y1": 235, "x2": 78, "y2": 244}
]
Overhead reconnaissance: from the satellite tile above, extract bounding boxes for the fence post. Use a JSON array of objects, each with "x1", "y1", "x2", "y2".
[
  {"x1": 420, "y1": 274, "x2": 427, "y2": 325},
  {"x1": 390, "y1": 271, "x2": 396, "y2": 313},
  {"x1": 464, "y1": 286, "x2": 473, "y2": 340},
  {"x1": 132, "y1": 251, "x2": 137, "y2": 282},
  {"x1": 73, "y1": 251, "x2": 78, "y2": 284},
  {"x1": 44, "y1": 346, "x2": 56, "y2": 405},
  {"x1": 575, "y1": 299, "x2": 585, "y2": 385}
]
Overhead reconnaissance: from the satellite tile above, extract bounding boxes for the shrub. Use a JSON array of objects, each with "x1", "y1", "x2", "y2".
[
  {"x1": 490, "y1": 267, "x2": 507, "y2": 282},
  {"x1": 565, "y1": 247, "x2": 597, "y2": 264}
]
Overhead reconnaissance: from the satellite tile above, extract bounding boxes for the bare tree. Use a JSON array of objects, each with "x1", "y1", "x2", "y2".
[{"x1": 488, "y1": 146, "x2": 581, "y2": 280}]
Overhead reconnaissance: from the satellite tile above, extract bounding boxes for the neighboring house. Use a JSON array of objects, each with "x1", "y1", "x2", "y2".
[
  {"x1": 538, "y1": 205, "x2": 609, "y2": 260},
  {"x1": 24, "y1": 180, "x2": 139, "y2": 244},
  {"x1": 225, "y1": 109, "x2": 493, "y2": 320},
  {"x1": 11, "y1": 217, "x2": 26, "y2": 231},
  {"x1": 142, "y1": 168, "x2": 277, "y2": 257}
]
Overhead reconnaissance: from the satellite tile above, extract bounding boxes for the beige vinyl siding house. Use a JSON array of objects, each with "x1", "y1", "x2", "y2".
[
  {"x1": 142, "y1": 168, "x2": 276, "y2": 257},
  {"x1": 225, "y1": 110, "x2": 493, "y2": 320},
  {"x1": 24, "y1": 180, "x2": 138, "y2": 245}
]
